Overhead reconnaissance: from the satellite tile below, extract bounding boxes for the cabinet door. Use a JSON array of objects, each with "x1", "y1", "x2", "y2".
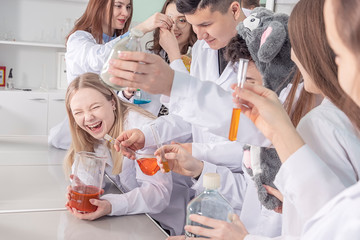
[
  {"x1": 48, "y1": 91, "x2": 67, "y2": 133},
  {"x1": 0, "y1": 91, "x2": 48, "y2": 135}
]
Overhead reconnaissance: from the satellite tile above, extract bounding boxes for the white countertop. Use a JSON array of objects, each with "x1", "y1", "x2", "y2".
[{"x1": 0, "y1": 136, "x2": 168, "y2": 239}]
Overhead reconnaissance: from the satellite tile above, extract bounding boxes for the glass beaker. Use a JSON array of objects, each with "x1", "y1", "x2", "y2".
[
  {"x1": 68, "y1": 151, "x2": 106, "y2": 213},
  {"x1": 133, "y1": 89, "x2": 152, "y2": 104},
  {"x1": 136, "y1": 152, "x2": 160, "y2": 176},
  {"x1": 100, "y1": 28, "x2": 144, "y2": 91}
]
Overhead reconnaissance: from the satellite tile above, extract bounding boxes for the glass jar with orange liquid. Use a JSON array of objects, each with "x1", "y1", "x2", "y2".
[{"x1": 68, "y1": 152, "x2": 106, "y2": 213}]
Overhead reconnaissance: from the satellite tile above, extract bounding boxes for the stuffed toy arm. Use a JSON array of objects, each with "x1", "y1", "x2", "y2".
[{"x1": 243, "y1": 145, "x2": 283, "y2": 210}]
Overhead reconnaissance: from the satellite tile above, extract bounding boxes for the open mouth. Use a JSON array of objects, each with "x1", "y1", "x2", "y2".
[
  {"x1": 87, "y1": 121, "x2": 102, "y2": 132},
  {"x1": 118, "y1": 19, "x2": 126, "y2": 24}
]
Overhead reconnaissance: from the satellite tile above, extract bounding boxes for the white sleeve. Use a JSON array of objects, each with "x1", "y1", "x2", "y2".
[
  {"x1": 244, "y1": 235, "x2": 299, "y2": 240},
  {"x1": 65, "y1": 31, "x2": 122, "y2": 82},
  {"x1": 140, "y1": 114, "x2": 193, "y2": 148},
  {"x1": 170, "y1": 71, "x2": 270, "y2": 146},
  {"x1": 170, "y1": 59, "x2": 189, "y2": 73},
  {"x1": 192, "y1": 141, "x2": 244, "y2": 173},
  {"x1": 274, "y1": 145, "x2": 346, "y2": 222},
  {"x1": 191, "y1": 161, "x2": 246, "y2": 214},
  {"x1": 101, "y1": 166, "x2": 172, "y2": 215}
]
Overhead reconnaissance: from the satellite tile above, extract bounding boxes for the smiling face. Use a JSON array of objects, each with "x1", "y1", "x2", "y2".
[
  {"x1": 185, "y1": 3, "x2": 241, "y2": 50},
  {"x1": 324, "y1": 0, "x2": 360, "y2": 104},
  {"x1": 70, "y1": 88, "x2": 116, "y2": 140},
  {"x1": 165, "y1": 2, "x2": 192, "y2": 51},
  {"x1": 103, "y1": 0, "x2": 132, "y2": 35}
]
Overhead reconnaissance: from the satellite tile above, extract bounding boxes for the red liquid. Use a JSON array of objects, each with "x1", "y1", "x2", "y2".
[
  {"x1": 69, "y1": 185, "x2": 101, "y2": 213},
  {"x1": 228, "y1": 108, "x2": 241, "y2": 141},
  {"x1": 137, "y1": 157, "x2": 160, "y2": 176}
]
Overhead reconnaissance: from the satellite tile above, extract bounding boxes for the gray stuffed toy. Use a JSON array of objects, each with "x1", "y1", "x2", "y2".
[
  {"x1": 226, "y1": 7, "x2": 294, "y2": 210},
  {"x1": 237, "y1": 7, "x2": 294, "y2": 95}
]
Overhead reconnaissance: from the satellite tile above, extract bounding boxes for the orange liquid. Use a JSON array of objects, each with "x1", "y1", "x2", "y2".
[
  {"x1": 69, "y1": 185, "x2": 101, "y2": 213},
  {"x1": 228, "y1": 108, "x2": 241, "y2": 141},
  {"x1": 162, "y1": 160, "x2": 170, "y2": 173},
  {"x1": 137, "y1": 157, "x2": 160, "y2": 176}
]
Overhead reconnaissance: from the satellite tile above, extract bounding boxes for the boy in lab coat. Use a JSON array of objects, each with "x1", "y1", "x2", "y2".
[{"x1": 113, "y1": 2, "x2": 295, "y2": 237}]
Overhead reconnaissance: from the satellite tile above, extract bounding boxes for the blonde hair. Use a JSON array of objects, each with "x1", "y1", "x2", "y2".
[{"x1": 64, "y1": 72, "x2": 155, "y2": 176}]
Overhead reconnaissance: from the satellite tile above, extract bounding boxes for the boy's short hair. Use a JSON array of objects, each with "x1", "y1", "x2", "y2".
[
  {"x1": 176, "y1": 0, "x2": 240, "y2": 14},
  {"x1": 242, "y1": 0, "x2": 260, "y2": 9}
]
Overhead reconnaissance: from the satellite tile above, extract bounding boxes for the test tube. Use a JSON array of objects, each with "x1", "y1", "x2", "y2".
[
  {"x1": 150, "y1": 123, "x2": 170, "y2": 172},
  {"x1": 228, "y1": 58, "x2": 249, "y2": 141}
]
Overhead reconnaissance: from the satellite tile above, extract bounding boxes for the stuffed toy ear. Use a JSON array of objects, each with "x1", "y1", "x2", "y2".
[{"x1": 257, "y1": 21, "x2": 286, "y2": 63}]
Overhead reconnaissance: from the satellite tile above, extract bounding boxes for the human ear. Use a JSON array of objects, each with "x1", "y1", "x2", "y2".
[
  {"x1": 111, "y1": 98, "x2": 116, "y2": 111},
  {"x1": 230, "y1": 1, "x2": 244, "y2": 21}
]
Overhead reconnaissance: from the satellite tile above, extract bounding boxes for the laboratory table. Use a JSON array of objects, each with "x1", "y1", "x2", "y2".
[{"x1": 0, "y1": 136, "x2": 168, "y2": 239}]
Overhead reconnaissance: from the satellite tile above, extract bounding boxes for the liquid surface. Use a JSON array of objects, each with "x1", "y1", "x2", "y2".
[{"x1": 69, "y1": 185, "x2": 101, "y2": 213}]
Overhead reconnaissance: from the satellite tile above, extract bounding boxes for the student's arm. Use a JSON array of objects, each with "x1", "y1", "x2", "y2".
[{"x1": 101, "y1": 163, "x2": 173, "y2": 215}]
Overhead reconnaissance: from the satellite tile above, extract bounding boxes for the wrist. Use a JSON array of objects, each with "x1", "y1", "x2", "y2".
[
  {"x1": 272, "y1": 125, "x2": 305, "y2": 163},
  {"x1": 192, "y1": 160, "x2": 204, "y2": 179},
  {"x1": 134, "y1": 24, "x2": 147, "y2": 34}
]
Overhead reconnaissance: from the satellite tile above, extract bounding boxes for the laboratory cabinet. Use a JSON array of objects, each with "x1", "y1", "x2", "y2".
[
  {"x1": 0, "y1": 90, "x2": 66, "y2": 135},
  {"x1": 0, "y1": 0, "x2": 87, "y2": 90}
]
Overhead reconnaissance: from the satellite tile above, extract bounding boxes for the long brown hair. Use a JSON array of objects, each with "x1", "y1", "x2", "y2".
[
  {"x1": 64, "y1": 73, "x2": 155, "y2": 176},
  {"x1": 66, "y1": 0, "x2": 133, "y2": 45},
  {"x1": 284, "y1": 0, "x2": 360, "y2": 130},
  {"x1": 146, "y1": 0, "x2": 197, "y2": 56}
]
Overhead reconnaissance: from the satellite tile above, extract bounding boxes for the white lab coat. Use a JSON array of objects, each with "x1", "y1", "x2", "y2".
[
  {"x1": 275, "y1": 99, "x2": 360, "y2": 236},
  {"x1": 245, "y1": 99, "x2": 360, "y2": 239},
  {"x1": 95, "y1": 109, "x2": 190, "y2": 236},
  {"x1": 65, "y1": 30, "x2": 127, "y2": 83},
  {"x1": 152, "y1": 40, "x2": 281, "y2": 236},
  {"x1": 66, "y1": 30, "x2": 164, "y2": 116},
  {"x1": 301, "y1": 181, "x2": 360, "y2": 239}
]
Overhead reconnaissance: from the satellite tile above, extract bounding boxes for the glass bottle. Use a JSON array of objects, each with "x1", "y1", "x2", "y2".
[
  {"x1": 185, "y1": 173, "x2": 234, "y2": 238},
  {"x1": 6, "y1": 68, "x2": 15, "y2": 89},
  {"x1": 100, "y1": 28, "x2": 144, "y2": 91}
]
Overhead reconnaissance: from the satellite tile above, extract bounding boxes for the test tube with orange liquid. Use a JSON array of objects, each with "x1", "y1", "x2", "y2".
[
  {"x1": 150, "y1": 123, "x2": 171, "y2": 172},
  {"x1": 228, "y1": 58, "x2": 249, "y2": 141}
]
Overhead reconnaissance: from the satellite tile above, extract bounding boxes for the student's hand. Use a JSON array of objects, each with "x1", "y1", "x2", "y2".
[
  {"x1": 135, "y1": 12, "x2": 174, "y2": 34},
  {"x1": 184, "y1": 214, "x2": 248, "y2": 240},
  {"x1": 122, "y1": 87, "x2": 137, "y2": 100},
  {"x1": 155, "y1": 143, "x2": 203, "y2": 178},
  {"x1": 66, "y1": 199, "x2": 112, "y2": 221},
  {"x1": 159, "y1": 28, "x2": 181, "y2": 62},
  {"x1": 263, "y1": 184, "x2": 283, "y2": 214},
  {"x1": 108, "y1": 52, "x2": 174, "y2": 96},
  {"x1": 232, "y1": 83, "x2": 305, "y2": 162},
  {"x1": 178, "y1": 143, "x2": 192, "y2": 155},
  {"x1": 167, "y1": 236, "x2": 185, "y2": 240},
  {"x1": 115, "y1": 128, "x2": 145, "y2": 160}
]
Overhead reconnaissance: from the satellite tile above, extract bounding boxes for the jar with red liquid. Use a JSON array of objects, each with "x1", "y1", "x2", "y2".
[{"x1": 68, "y1": 151, "x2": 106, "y2": 213}]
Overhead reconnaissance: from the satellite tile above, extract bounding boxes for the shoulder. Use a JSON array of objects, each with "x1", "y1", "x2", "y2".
[
  {"x1": 67, "y1": 30, "x2": 95, "y2": 44},
  {"x1": 124, "y1": 110, "x2": 154, "y2": 130},
  {"x1": 298, "y1": 99, "x2": 357, "y2": 139}
]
